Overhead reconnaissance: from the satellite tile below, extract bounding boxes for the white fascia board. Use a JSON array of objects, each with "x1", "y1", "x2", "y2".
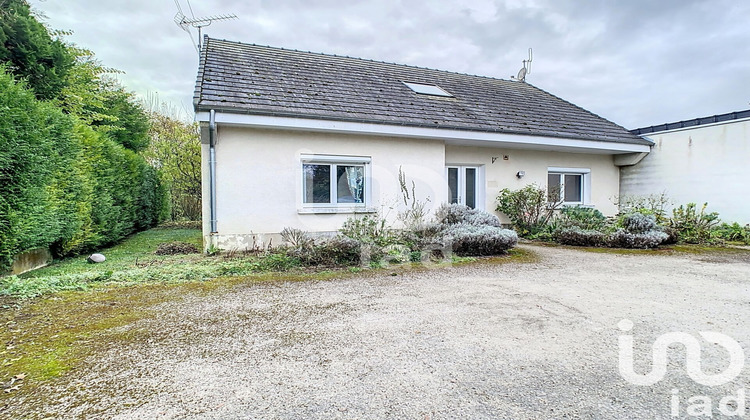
[{"x1": 195, "y1": 111, "x2": 651, "y2": 154}]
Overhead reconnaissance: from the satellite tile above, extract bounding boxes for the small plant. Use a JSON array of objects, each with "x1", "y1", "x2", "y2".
[
  {"x1": 443, "y1": 224, "x2": 518, "y2": 256},
  {"x1": 396, "y1": 167, "x2": 430, "y2": 229},
  {"x1": 154, "y1": 241, "x2": 200, "y2": 255},
  {"x1": 714, "y1": 223, "x2": 750, "y2": 244},
  {"x1": 615, "y1": 192, "x2": 672, "y2": 225},
  {"x1": 496, "y1": 184, "x2": 561, "y2": 236},
  {"x1": 339, "y1": 213, "x2": 393, "y2": 246},
  {"x1": 608, "y1": 230, "x2": 668, "y2": 249},
  {"x1": 280, "y1": 227, "x2": 313, "y2": 248},
  {"x1": 619, "y1": 212, "x2": 657, "y2": 234},
  {"x1": 670, "y1": 203, "x2": 721, "y2": 244}
]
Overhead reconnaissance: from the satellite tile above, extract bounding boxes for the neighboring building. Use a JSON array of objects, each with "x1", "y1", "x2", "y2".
[
  {"x1": 193, "y1": 37, "x2": 651, "y2": 249},
  {"x1": 623, "y1": 110, "x2": 750, "y2": 224}
]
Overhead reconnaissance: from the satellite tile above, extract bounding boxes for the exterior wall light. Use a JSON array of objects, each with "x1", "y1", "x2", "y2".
[{"x1": 516, "y1": 171, "x2": 526, "y2": 179}]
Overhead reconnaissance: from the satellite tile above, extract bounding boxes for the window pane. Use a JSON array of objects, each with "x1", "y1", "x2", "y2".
[
  {"x1": 336, "y1": 165, "x2": 365, "y2": 203},
  {"x1": 303, "y1": 164, "x2": 330, "y2": 203},
  {"x1": 465, "y1": 168, "x2": 476, "y2": 209},
  {"x1": 448, "y1": 168, "x2": 459, "y2": 204},
  {"x1": 564, "y1": 174, "x2": 582, "y2": 202},
  {"x1": 547, "y1": 173, "x2": 561, "y2": 202}
]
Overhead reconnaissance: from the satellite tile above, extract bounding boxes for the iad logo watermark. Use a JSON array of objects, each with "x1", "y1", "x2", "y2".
[{"x1": 617, "y1": 319, "x2": 747, "y2": 417}]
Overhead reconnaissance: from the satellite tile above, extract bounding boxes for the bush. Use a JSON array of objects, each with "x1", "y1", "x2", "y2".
[
  {"x1": 434, "y1": 203, "x2": 502, "y2": 227},
  {"x1": 559, "y1": 206, "x2": 607, "y2": 231},
  {"x1": 616, "y1": 193, "x2": 671, "y2": 225},
  {"x1": 443, "y1": 224, "x2": 518, "y2": 256},
  {"x1": 555, "y1": 227, "x2": 608, "y2": 247},
  {"x1": 287, "y1": 235, "x2": 362, "y2": 267},
  {"x1": 619, "y1": 212, "x2": 658, "y2": 234},
  {"x1": 608, "y1": 230, "x2": 669, "y2": 249},
  {"x1": 280, "y1": 227, "x2": 314, "y2": 248},
  {"x1": 339, "y1": 213, "x2": 393, "y2": 246},
  {"x1": 496, "y1": 184, "x2": 560, "y2": 236},
  {"x1": 670, "y1": 203, "x2": 720, "y2": 244},
  {"x1": 154, "y1": 241, "x2": 199, "y2": 255},
  {"x1": 714, "y1": 223, "x2": 750, "y2": 245},
  {"x1": 0, "y1": 69, "x2": 168, "y2": 271}
]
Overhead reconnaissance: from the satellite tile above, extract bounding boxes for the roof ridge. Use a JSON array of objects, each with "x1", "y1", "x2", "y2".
[{"x1": 206, "y1": 36, "x2": 515, "y2": 84}]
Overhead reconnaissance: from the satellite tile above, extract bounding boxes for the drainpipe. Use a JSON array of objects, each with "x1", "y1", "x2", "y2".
[{"x1": 209, "y1": 109, "x2": 218, "y2": 233}]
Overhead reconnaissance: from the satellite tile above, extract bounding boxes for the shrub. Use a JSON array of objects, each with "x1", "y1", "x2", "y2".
[
  {"x1": 443, "y1": 224, "x2": 518, "y2": 256},
  {"x1": 434, "y1": 203, "x2": 502, "y2": 227},
  {"x1": 714, "y1": 223, "x2": 750, "y2": 245},
  {"x1": 280, "y1": 227, "x2": 314, "y2": 248},
  {"x1": 496, "y1": 184, "x2": 561, "y2": 236},
  {"x1": 339, "y1": 213, "x2": 393, "y2": 246},
  {"x1": 616, "y1": 193, "x2": 671, "y2": 225},
  {"x1": 559, "y1": 206, "x2": 607, "y2": 231},
  {"x1": 608, "y1": 230, "x2": 669, "y2": 249},
  {"x1": 619, "y1": 212, "x2": 657, "y2": 234},
  {"x1": 287, "y1": 235, "x2": 362, "y2": 267},
  {"x1": 670, "y1": 203, "x2": 720, "y2": 244},
  {"x1": 555, "y1": 227, "x2": 608, "y2": 247},
  {"x1": 399, "y1": 222, "x2": 443, "y2": 251},
  {"x1": 154, "y1": 241, "x2": 199, "y2": 255}
]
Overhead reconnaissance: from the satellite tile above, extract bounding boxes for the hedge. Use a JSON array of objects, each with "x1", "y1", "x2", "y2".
[{"x1": 0, "y1": 69, "x2": 167, "y2": 270}]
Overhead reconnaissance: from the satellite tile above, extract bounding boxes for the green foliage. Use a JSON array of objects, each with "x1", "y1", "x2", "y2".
[
  {"x1": 142, "y1": 108, "x2": 201, "y2": 220},
  {"x1": 559, "y1": 206, "x2": 607, "y2": 231},
  {"x1": 339, "y1": 213, "x2": 393, "y2": 246},
  {"x1": 713, "y1": 223, "x2": 750, "y2": 245},
  {"x1": 616, "y1": 192, "x2": 671, "y2": 225},
  {"x1": 0, "y1": 0, "x2": 74, "y2": 100},
  {"x1": 0, "y1": 69, "x2": 167, "y2": 271},
  {"x1": 496, "y1": 184, "x2": 561, "y2": 236},
  {"x1": 670, "y1": 203, "x2": 721, "y2": 244}
]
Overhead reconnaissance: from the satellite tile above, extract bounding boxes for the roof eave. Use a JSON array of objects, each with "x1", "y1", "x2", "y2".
[{"x1": 194, "y1": 109, "x2": 652, "y2": 154}]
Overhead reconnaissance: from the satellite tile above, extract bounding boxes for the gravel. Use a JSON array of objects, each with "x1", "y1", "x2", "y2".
[{"x1": 10, "y1": 245, "x2": 750, "y2": 419}]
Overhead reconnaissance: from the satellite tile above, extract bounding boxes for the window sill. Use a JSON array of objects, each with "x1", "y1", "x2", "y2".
[{"x1": 297, "y1": 207, "x2": 377, "y2": 215}]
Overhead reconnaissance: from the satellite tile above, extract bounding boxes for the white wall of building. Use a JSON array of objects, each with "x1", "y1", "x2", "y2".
[
  {"x1": 202, "y1": 125, "x2": 627, "y2": 249},
  {"x1": 620, "y1": 119, "x2": 750, "y2": 224},
  {"x1": 202, "y1": 126, "x2": 447, "y2": 248},
  {"x1": 445, "y1": 145, "x2": 621, "y2": 222}
]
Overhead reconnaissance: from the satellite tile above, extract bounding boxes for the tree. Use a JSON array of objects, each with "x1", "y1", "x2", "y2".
[
  {"x1": 143, "y1": 106, "x2": 201, "y2": 221},
  {"x1": 0, "y1": 0, "x2": 74, "y2": 100}
]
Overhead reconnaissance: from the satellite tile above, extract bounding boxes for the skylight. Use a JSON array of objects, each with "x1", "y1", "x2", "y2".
[{"x1": 402, "y1": 81, "x2": 453, "y2": 97}]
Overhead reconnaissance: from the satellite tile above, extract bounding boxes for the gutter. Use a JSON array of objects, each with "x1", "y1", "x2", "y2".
[{"x1": 209, "y1": 109, "x2": 217, "y2": 233}]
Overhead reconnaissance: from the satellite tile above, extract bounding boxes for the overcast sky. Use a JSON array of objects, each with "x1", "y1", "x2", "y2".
[{"x1": 31, "y1": 0, "x2": 750, "y2": 128}]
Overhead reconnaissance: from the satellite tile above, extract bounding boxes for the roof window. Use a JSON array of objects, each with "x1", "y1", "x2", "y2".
[{"x1": 402, "y1": 81, "x2": 453, "y2": 97}]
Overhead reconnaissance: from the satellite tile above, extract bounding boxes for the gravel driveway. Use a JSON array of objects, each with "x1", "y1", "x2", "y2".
[{"x1": 12, "y1": 245, "x2": 750, "y2": 419}]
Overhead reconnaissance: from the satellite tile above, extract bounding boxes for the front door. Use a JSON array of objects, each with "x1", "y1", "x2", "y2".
[{"x1": 447, "y1": 166, "x2": 480, "y2": 209}]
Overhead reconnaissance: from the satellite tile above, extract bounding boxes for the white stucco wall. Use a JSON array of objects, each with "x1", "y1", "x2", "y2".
[
  {"x1": 202, "y1": 126, "x2": 447, "y2": 248},
  {"x1": 620, "y1": 119, "x2": 750, "y2": 224},
  {"x1": 445, "y1": 145, "x2": 621, "y2": 222}
]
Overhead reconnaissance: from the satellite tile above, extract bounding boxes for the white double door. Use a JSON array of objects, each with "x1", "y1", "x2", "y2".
[{"x1": 447, "y1": 166, "x2": 481, "y2": 209}]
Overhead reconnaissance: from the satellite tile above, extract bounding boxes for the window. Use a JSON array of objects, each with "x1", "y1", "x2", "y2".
[
  {"x1": 301, "y1": 155, "x2": 370, "y2": 211},
  {"x1": 402, "y1": 81, "x2": 453, "y2": 97},
  {"x1": 447, "y1": 166, "x2": 481, "y2": 209},
  {"x1": 547, "y1": 167, "x2": 590, "y2": 205}
]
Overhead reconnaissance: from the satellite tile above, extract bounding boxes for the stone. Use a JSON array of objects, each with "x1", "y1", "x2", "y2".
[{"x1": 87, "y1": 253, "x2": 106, "y2": 263}]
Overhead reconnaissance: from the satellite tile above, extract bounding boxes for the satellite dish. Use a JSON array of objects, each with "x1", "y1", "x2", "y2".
[{"x1": 512, "y1": 48, "x2": 533, "y2": 82}]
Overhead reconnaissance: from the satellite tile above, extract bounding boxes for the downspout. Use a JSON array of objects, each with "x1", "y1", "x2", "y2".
[{"x1": 209, "y1": 109, "x2": 218, "y2": 233}]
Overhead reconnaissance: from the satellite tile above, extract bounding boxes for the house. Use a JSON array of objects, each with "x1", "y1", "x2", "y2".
[
  {"x1": 193, "y1": 37, "x2": 652, "y2": 249},
  {"x1": 622, "y1": 109, "x2": 750, "y2": 224}
]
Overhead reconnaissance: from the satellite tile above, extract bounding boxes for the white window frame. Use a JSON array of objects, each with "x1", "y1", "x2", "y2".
[
  {"x1": 299, "y1": 154, "x2": 373, "y2": 214},
  {"x1": 446, "y1": 165, "x2": 484, "y2": 210},
  {"x1": 547, "y1": 167, "x2": 591, "y2": 206}
]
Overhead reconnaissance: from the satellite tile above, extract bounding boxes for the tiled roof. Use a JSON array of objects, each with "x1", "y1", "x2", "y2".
[{"x1": 195, "y1": 37, "x2": 650, "y2": 145}]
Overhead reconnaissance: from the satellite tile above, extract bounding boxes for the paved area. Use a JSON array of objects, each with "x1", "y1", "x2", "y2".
[{"x1": 12, "y1": 245, "x2": 750, "y2": 419}]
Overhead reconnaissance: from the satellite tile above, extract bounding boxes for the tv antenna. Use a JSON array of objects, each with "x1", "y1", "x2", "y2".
[
  {"x1": 511, "y1": 48, "x2": 533, "y2": 82},
  {"x1": 174, "y1": 0, "x2": 237, "y2": 54}
]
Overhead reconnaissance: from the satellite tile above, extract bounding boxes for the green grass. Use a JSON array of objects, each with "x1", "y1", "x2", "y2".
[{"x1": 21, "y1": 228, "x2": 203, "y2": 278}]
